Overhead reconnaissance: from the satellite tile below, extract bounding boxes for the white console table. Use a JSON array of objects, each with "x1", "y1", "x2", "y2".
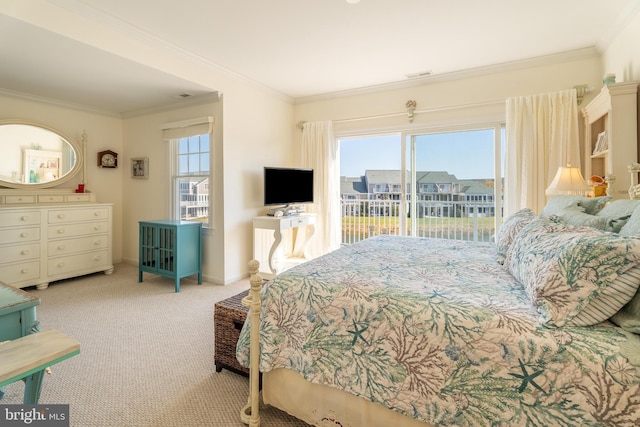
[{"x1": 252, "y1": 214, "x2": 316, "y2": 279}]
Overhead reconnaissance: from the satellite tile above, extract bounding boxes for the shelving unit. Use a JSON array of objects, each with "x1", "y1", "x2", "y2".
[{"x1": 582, "y1": 81, "x2": 639, "y2": 198}]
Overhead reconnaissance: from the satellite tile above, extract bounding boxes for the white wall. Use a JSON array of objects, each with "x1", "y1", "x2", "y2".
[
  {"x1": 0, "y1": 93, "x2": 125, "y2": 263},
  {"x1": 602, "y1": 9, "x2": 640, "y2": 83},
  {"x1": 122, "y1": 88, "x2": 294, "y2": 285}
]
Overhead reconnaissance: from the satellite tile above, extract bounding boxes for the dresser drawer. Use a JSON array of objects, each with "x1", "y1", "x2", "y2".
[
  {"x1": 48, "y1": 234, "x2": 109, "y2": 256},
  {"x1": 0, "y1": 261, "x2": 40, "y2": 283},
  {"x1": 38, "y1": 194, "x2": 65, "y2": 203},
  {"x1": 48, "y1": 250, "x2": 110, "y2": 276},
  {"x1": 281, "y1": 215, "x2": 311, "y2": 229},
  {"x1": 0, "y1": 243, "x2": 40, "y2": 263},
  {"x1": 4, "y1": 195, "x2": 36, "y2": 205},
  {"x1": 0, "y1": 211, "x2": 41, "y2": 227},
  {"x1": 65, "y1": 194, "x2": 94, "y2": 203},
  {"x1": 48, "y1": 207, "x2": 109, "y2": 224},
  {"x1": 48, "y1": 220, "x2": 109, "y2": 238},
  {"x1": 0, "y1": 227, "x2": 40, "y2": 244}
]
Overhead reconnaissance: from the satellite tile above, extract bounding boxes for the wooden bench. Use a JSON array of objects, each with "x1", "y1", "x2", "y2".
[{"x1": 0, "y1": 329, "x2": 80, "y2": 404}]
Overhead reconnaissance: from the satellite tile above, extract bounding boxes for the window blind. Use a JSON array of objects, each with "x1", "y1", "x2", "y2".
[{"x1": 162, "y1": 116, "x2": 214, "y2": 140}]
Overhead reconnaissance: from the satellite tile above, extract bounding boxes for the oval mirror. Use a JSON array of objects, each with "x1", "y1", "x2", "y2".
[{"x1": 0, "y1": 120, "x2": 83, "y2": 189}]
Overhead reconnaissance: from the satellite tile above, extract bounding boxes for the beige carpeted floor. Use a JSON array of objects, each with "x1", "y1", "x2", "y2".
[{"x1": 1, "y1": 263, "x2": 310, "y2": 427}]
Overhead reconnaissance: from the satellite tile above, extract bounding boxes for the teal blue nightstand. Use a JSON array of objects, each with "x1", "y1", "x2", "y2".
[{"x1": 138, "y1": 220, "x2": 202, "y2": 292}]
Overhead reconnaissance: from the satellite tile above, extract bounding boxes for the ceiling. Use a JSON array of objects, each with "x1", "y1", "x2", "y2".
[{"x1": 1, "y1": 0, "x2": 639, "y2": 115}]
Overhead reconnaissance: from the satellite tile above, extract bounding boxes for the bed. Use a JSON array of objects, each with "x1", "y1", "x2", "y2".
[{"x1": 237, "y1": 198, "x2": 640, "y2": 427}]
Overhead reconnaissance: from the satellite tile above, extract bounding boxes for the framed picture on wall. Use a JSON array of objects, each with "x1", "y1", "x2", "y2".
[{"x1": 131, "y1": 157, "x2": 149, "y2": 179}]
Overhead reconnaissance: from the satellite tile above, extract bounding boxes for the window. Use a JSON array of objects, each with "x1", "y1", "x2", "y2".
[{"x1": 172, "y1": 133, "x2": 210, "y2": 224}]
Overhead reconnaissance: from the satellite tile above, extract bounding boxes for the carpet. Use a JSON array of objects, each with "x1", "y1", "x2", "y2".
[{"x1": 0, "y1": 263, "x2": 309, "y2": 427}]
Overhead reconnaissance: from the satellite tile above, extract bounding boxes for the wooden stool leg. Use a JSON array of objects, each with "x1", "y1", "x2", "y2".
[{"x1": 23, "y1": 370, "x2": 46, "y2": 404}]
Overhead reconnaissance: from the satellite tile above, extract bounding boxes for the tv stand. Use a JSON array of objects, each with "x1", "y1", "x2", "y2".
[{"x1": 252, "y1": 214, "x2": 316, "y2": 279}]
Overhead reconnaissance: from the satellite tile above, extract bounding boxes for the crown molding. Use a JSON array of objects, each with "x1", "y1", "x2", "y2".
[
  {"x1": 121, "y1": 92, "x2": 220, "y2": 119},
  {"x1": 0, "y1": 87, "x2": 122, "y2": 118},
  {"x1": 293, "y1": 47, "x2": 600, "y2": 105}
]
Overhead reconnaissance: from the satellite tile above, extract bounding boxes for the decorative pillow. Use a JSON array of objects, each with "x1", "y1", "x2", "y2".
[
  {"x1": 620, "y1": 205, "x2": 640, "y2": 237},
  {"x1": 610, "y1": 284, "x2": 640, "y2": 334},
  {"x1": 554, "y1": 205, "x2": 608, "y2": 230},
  {"x1": 505, "y1": 217, "x2": 640, "y2": 327},
  {"x1": 495, "y1": 208, "x2": 536, "y2": 265},
  {"x1": 596, "y1": 199, "x2": 640, "y2": 233},
  {"x1": 540, "y1": 195, "x2": 610, "y2": 217}
]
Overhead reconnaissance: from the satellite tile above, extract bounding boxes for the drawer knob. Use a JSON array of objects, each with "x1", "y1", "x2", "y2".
[
  {"x1": 21, "y1": 269, "x2": 29, "y2": 274},
  {"x1": 57, "y1": 229, "x2": 65, "y2": 234},
  {"x1": 94, "y1": 240, "x2": 101, "y2": 245},
  {"x1": 20, "y1": 215, "x2": 29, "y2": 221},
  {"x1": 57, "y1": 262, "x2": 65, "y2": 267},
  {"x1": 94, "y1": 255, "x2": 102, "y2": 261},
  {"x1": 21, "y1": 249, "x2": 29, "y2": 255},
  {"x1": 20, "y1": 232, "x2": 29, "y2": 237},
  {"x1": 94, "y1": 225, "x2": 102, "y2": 231},
  {"x1": 57, "y1": 214, "x2": 65, "y2": 219},
  {"x1": 57, "y1": 245, "x2": 65, "y2": 250},
  {"x1": 94, "y1": 212, "x2": 102, "y2": 217}
]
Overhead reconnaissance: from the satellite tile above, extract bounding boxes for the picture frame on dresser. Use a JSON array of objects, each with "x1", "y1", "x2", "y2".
[{"x1": 131, "y1": 157, "x2": 148, "y2": 179}]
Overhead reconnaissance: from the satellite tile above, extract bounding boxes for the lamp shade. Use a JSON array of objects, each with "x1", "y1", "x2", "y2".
[{"x1": 545, "y1": 165, "x2": 590, "y2": 196}]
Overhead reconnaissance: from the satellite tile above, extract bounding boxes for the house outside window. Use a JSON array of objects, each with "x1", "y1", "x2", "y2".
[{"x1": 174, "y1": 133, "x2": 210, "y2": 224}]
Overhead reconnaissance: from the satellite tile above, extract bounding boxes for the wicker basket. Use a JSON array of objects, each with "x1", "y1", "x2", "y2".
[{"x1": 214, "y1": 289, "x2": 250, "y2": 376}]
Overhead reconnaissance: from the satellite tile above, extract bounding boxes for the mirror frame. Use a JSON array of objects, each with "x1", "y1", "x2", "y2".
[{"x1": 0, "y1": 119, "x2": 84, "y2": 189}]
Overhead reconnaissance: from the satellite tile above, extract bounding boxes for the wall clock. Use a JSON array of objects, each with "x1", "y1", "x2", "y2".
[{"x1": 98, "y1": 150, "x2": 118, "y2": 168}]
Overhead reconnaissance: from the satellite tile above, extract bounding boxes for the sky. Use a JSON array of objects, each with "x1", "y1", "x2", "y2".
[{"x1": 339, "y1": 130, "x2": 503, "y2": 180}]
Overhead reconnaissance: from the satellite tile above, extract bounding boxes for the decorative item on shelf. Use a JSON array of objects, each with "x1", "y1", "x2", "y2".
[
  {"x1": 603, "y1": 73, "x2": 616, "y2": 86},
  {"x1": 545, "y1": 163, "x2": 590, "y2": 196},
  {"x1": 588, "y1": 175, "x2": 607, "y2": 197},
  {"x1": 593, "y1": 131, "x2": 608, "y2": 155},
  {"x1": 98, "y1": 150, "x2": 118, "y2": 168},
  {"x1": 131, "y1": 157, "x2": 149, "y2": 179},
  {"x1": 75, "y1": 183, "x2": 85, "y2": 193}
]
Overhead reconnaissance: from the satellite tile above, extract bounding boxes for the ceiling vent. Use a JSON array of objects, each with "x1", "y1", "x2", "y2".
[{"x1": 405, "y1": 71, "x2": 433, "y2": 79}]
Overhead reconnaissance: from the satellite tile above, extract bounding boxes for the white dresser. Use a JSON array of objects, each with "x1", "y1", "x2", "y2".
[{"x1": 0, "y1": 203, "x2": 113, "y2": 289}]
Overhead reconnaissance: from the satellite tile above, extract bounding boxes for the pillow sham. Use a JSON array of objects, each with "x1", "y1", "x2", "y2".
[
  {"x1": 554, "y1": 205, "x2": 609, "y2": 230},
  {"x1": 620, "y1": 205, "x2": 640, "y2": 237},
  {"x1": 505, "y1": 217, "x2": 640, "y2": 327},
  {"x1": 540, "y1": 195, "x2": 610, "y2": 218},
  {"x1": 610, "y1": 286, "x2": 640, "y2": 334},
  {"x1": 495, "y1": 208, "x2": 536, "y2": 265}
]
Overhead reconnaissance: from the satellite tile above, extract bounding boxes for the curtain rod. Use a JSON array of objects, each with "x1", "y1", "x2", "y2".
[{"x1": 297, "y1": 98, "x2": 505, "y2": 130}]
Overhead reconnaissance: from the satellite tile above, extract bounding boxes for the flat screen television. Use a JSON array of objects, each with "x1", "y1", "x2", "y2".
[{"x1": 264, "y1": 167, "x2": 314, "y2": 207}]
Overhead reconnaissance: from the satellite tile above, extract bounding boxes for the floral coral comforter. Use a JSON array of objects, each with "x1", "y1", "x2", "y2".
[{"x1": 237, "y1": 235, "x2": 640, "y2": 426}]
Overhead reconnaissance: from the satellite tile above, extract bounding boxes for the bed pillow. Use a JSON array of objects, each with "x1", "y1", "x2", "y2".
[
  {"x1": 610, "y1": 287, "x2": 640, "y2": 334},
  {"x1": 596, "y1": 199, "x2": 640, "y2": 233},
  {"x1": 505, "y1": 217, "x2": 640, "y2": 327},
  {"x1": 540, "y1": 195, "x2": 610, "y2": 218},
  {"x1": 495, "y1": 208, "x2": 536, "y2": 265},
  {"x1": 620, "y1": 205, "x2": 640, "y2": 237}
]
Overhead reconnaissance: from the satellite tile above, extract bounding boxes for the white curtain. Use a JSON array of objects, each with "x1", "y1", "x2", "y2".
[
  {"x1": 300, "y1": 121, "x2": 341, "y2": 258},
  {"x1": 504, "y1": 89, "x2": 580, "y2": 216}
]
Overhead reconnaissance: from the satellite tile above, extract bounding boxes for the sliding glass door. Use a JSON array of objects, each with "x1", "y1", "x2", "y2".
[
  {"x1": 339, "y1": 125, "x2": 504, "y2": 244},
  {"x1": 404, "y1": 127, "x2": 503, "y2": 241}
]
